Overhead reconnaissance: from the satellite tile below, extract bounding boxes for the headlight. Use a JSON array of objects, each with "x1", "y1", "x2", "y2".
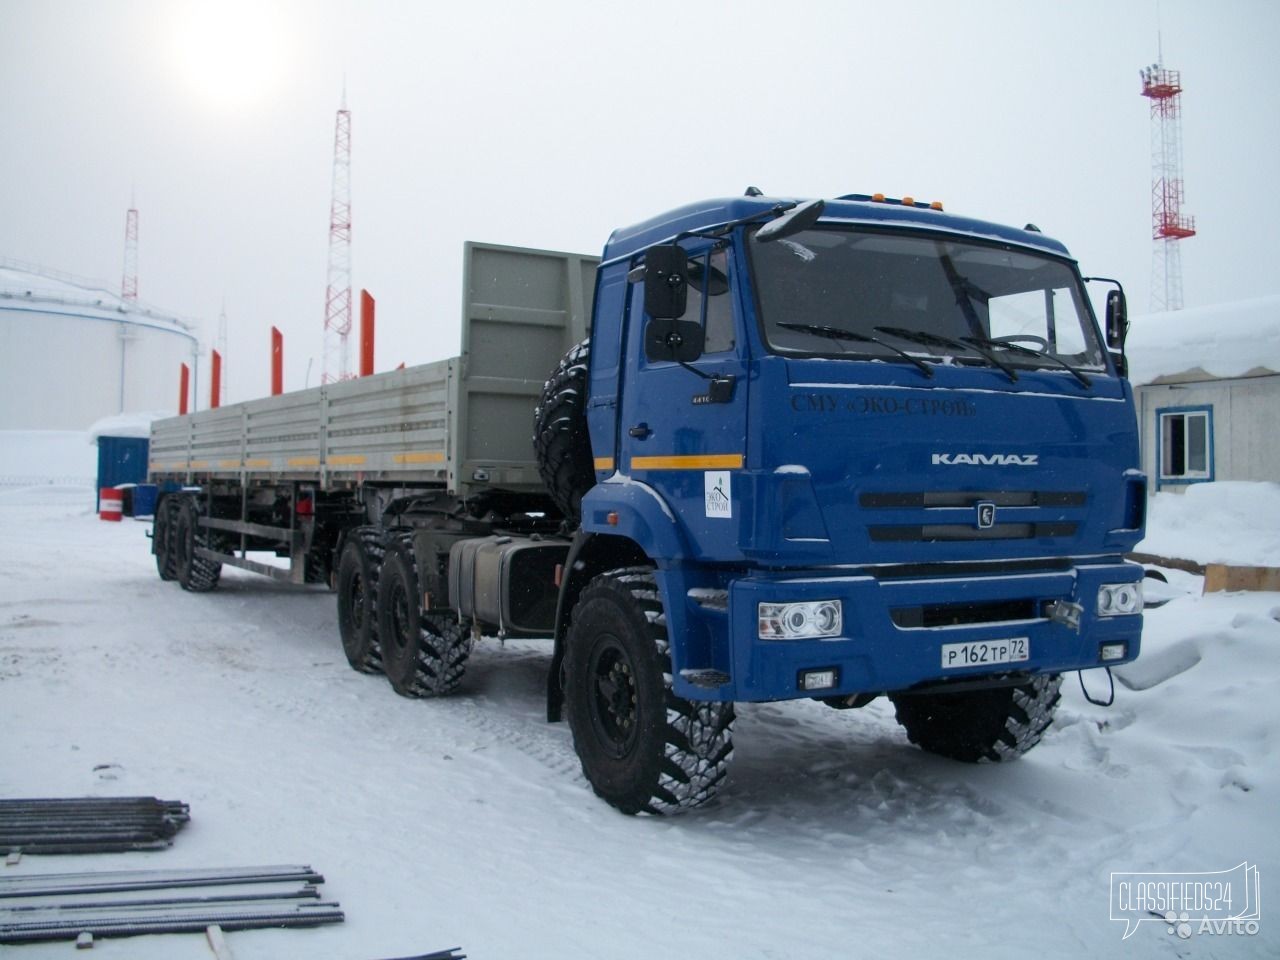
[
  {"x1": 1097, "y1": 582, "x2": 1143, "y2": 617},
  {"x1": 759, "y1": 600, "x2": 843, "y2": 639}
]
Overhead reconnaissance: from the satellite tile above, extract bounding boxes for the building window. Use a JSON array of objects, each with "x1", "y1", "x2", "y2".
[{"x1": 1158, "y1": 407, "x2": 1213, "y2": 482}]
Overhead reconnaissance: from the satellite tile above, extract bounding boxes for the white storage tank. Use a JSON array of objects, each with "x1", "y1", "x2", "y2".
[{"x1": 0, "y1": 259, "x2": 200, "y2": 430}]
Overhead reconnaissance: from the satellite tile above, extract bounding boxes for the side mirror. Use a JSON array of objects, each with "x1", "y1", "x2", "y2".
[
  {"x1": 755, "y1": 199, "x2": 826, "y2": 243},
  {"x1": 645, "y1": 318, "x2": 705, "y2": 364},
  {"x1": 1105, "y1": 288, "x2": 1128, "y2": 349},
  {"x1": 643, "y1": 245, "x2": 689, "y2": 320}
]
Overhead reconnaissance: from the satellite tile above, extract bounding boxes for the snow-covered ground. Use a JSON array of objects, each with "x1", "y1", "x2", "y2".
[{"x1": 1, "y1": 478, "x2": 1277, "y2": 957}]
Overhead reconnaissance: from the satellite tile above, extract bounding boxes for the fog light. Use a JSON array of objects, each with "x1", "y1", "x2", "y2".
[
  {"x1": 759, "y1": 600, "x2": 843, "y2": 639},
  {"x1": 799, "y1": 668, "x2": 838, "y2": 691},
  {"x1": 1097, "y1": 582, "x2": 1143, "y2": 616},
  {"x1": 1100, "y1": 642, "x2": 1128, "y2": 662}
]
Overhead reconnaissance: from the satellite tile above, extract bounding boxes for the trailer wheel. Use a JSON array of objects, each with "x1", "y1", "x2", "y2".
[
  {"x1": 153, "y1": 496, "x2": 177, "y2": 581},
  {"x1": 335, "y1": 528, "x2": 384, "y2": 674},
  {"x1": 564, "y1": 567, "x2": 735, "y2": 815},
  {"x1": 890, "y1": 674, "x2": 1063, "y2": 763},
  {"x1": 533, "y1": 339, "x2": 594, "y2": 524},
  {"x1": 378, "y1": 538, "x2": 473, "y2": 697},
  {"x1": 174, "y1": 497, "x2": 222, "y2": 593}
]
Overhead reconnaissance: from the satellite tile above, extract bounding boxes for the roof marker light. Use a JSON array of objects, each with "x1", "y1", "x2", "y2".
[
  {"x1": 872, "y1": 193, "x2": 885, "y2": 202},
  {"x1": 902, "y1": 196, "x2": 914, "y2": 206},
  {"x1": 931, "y1": 201, "x2": 944, "y2": 211}
]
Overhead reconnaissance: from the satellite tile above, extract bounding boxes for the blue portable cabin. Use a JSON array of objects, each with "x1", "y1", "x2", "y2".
[{"x1": 95, "y1": 435, "x2": 150, "y2": 512}]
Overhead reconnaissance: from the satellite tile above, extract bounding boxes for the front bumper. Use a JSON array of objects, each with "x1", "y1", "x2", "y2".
[{"x1": 669, "y1": 559, "x2": 1143, "y2": 702}]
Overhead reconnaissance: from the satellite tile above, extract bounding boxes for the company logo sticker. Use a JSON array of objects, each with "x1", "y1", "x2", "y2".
[{"x1": 704, "y1": 471, "x2": 732, "y2": 519}]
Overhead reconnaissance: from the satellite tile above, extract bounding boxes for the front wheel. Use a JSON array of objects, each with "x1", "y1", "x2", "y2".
[
  {"x1": 564, "y1": 567, "x2": 735, "y2": 815},
  {"x1": 890, "y1": 673, "x2": 1063, "y2": 763}
]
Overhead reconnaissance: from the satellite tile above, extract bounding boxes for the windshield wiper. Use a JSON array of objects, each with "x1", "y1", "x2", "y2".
[
  {"x1": 776, "y1": 322, "x2": 933, "y2": 378},
  {"x1": 874, "y1": 326, "x2": 1019, "y2": 383},
  {"x1": 962, "y1": 335, "x2": 1093, "y2": 389}
]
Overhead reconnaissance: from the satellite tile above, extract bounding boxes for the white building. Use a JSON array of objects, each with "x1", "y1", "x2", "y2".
[
  {"x1": 0, "y1": 259, "x2": 200, "y2": 430},
  {"x1": 1127, "y1": 295, "x2": 1280, "y2": 493}
]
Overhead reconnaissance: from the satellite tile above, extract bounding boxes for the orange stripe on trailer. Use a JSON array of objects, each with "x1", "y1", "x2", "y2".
[
  {"x1": 593, "y1": 457, "x2": 615, "y2": 471},
  {"x1": 288, "y1": 456, "x2": 320, "y2": 468},
  {"x1": 392, "y1": 451, "x2": 445, "y2": 464},
  {"x1": 328, "y1": 454, "x2": 367, "y2": 466}
]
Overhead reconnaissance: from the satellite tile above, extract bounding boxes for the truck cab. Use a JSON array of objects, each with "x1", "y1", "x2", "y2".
[{"x1": 551, "y1": 193, "x2": 1144, "y2": 810}]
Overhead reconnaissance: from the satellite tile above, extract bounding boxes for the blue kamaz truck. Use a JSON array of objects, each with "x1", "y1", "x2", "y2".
[{"x1": 149, "y1": 191, "x2": 1146, "y2": 814}]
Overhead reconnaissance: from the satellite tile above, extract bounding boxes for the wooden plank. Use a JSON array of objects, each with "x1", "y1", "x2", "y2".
[
  {"x1": 1203, "y1": 564, "x2": 1280, "y2": 593},
  {"x1": 1126, "y1": 551, "x2": 1206, "y2": 576}
]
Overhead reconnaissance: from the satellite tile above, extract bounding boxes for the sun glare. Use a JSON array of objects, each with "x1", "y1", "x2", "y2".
[{"x1": 167, "y1": 2, "x2": 290, "y2": 110}]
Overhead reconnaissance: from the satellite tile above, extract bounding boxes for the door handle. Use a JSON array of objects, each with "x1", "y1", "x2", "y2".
[{"x1": 628, "y1": 423, "x2": 652, "y2": 439}]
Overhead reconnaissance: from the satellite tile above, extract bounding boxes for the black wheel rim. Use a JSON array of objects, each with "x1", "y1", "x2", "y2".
[
  {"x1": 587, "y1": 635, "x2": 640, "y2": 757},
  {"x1": 346, "y1": 571, "x2": 366, "y2": 631},
  {"x1": 176, "y1": 512, "x2": 191, "y2": 573},
  {"x1": 387, "y1": 577, "x2": 411, "y2": 656}
]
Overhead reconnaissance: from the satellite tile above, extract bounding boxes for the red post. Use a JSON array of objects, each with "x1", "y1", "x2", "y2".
[
  {"x1": 271, "y1": 326, "x2": 283, "y2": 395},
  {"x1": 359, "y1": 289, "x2": 375, "y2": 377},
  {"x1": 178, "y1": 363, "x2": 190, "y2": 415},
  {"x1": 210, "y1": 350, "x2": 222, "y2": 409}
]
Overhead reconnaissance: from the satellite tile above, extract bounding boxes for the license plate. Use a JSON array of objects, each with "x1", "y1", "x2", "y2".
[{"x1": 941, "y1": 637, "x2": 1029, "y2": 669}]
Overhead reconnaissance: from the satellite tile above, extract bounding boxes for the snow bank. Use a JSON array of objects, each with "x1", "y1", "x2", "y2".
[
  {"x1": 1138, "y1": 480, "x2": 1280, "y2": 567},
  {"x1": 1126, "y1": 294, "x2": 1280, "y2": 386}
]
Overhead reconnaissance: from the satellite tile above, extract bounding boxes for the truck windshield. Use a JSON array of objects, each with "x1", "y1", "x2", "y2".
[{"x1": 749, "y1": 225, "x2": 1107, "y2": 374}]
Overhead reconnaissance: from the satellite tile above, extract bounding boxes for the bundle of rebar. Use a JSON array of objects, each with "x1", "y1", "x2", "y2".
[
  {"x1": 0, "y1": 864, "x2": 343, "y2": 944},
  {"x1": 0, "y1": 797, "x2": 190, "y2": 854}
]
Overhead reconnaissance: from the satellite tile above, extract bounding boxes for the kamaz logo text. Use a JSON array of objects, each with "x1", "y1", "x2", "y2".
[{"x1": 931, "y1": 453, "x2": 1040, "y2": 466}]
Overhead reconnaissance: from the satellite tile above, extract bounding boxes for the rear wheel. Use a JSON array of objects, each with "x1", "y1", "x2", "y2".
[
  {"x1": 174, "y1": 497, "x2": 221, "y2": 593},
  {"x1": 890, "y1": 674, "x2": 1063, "y2": 763},
  {"x1": 564, "y1": 567, "x2": 735, "y2": 814},
  {"x1": 336, "y1": 528, "x2": 384, "y2": 674},
  {"x1": 377, "y1": 536, "x2": 473, "y2": 697},
  {"x1": 153, "y1": 497, "x2": 177, "y2": 581}
]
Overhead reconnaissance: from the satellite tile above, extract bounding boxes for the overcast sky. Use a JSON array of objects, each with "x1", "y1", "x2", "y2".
[{"x1": 2, "y1": 0, "x2": 1276, "y2": 406}]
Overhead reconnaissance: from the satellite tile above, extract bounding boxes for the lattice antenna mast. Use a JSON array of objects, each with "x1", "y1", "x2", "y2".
[
  {"x1": 121, "y1": 199, "x2": 139, "y2": 301},
  {"x1": 1140, "y1": 51, "x2": 1195, "y2": 311},
  {"x1": 322, "y1": 88, "x2": 353, "y2": 384}
]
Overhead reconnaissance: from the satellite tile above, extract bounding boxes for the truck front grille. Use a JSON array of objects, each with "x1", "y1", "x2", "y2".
[
  {"x1": 868, "y1": 522, "x2": 1077, "y2": 542},
  {"x1": 860, "y1": 490, "x2": 1086, "y2": 508},
  {"x1": 860, "y1": 489, "x2": 1084, "y2": 543}
]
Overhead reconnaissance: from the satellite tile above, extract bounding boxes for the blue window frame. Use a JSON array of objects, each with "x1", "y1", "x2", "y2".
[{"x1": 1156, "y1": 405, "x2": 1213, "y2": 488}]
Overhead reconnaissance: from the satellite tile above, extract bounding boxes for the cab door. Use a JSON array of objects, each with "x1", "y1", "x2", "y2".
[{"x1": 618, "y1": 243, "x2": 749, "y2": 561}]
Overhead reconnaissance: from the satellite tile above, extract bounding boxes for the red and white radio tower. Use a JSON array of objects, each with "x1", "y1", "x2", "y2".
[
  {"x1": 121, "y1": 202, "x2": 139, "y2": 301},
  {"x1": 1140, "y1": 49, "x2": 1195, "y2": 312},
  {"x1": 322, "y1": 89, "x2": 353, "y2": 384}
]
